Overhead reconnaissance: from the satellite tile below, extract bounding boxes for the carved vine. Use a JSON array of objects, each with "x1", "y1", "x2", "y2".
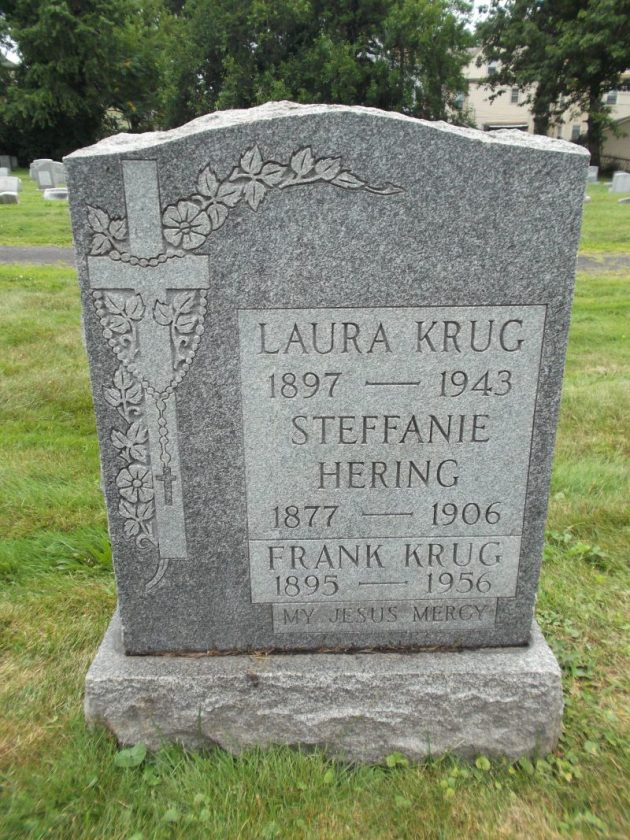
[
  {"x1": 104, "y1": 364, "x2": 156, "y2": 550},
  {"x1": 87, "y1": 145, "x2": 404, "y2": 261},
  {"x1": 94, "y1": 288, "x2": 208, "y2": 557}
]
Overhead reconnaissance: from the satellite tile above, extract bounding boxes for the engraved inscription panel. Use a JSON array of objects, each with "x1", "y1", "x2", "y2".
[{"x1": 239, "y1": 305, "x2": 545, "y2": 628}]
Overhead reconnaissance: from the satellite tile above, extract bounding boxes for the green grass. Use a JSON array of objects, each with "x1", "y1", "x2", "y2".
[
  {"x1": 0, "y1": 259, "x2": 628, "y2": 839},
  {"x1": 580, "y1": 183, "x2": 630, "y2": 254},
  {"x1": 0, "y1": 169, "x2": 72, "y2": 246}
]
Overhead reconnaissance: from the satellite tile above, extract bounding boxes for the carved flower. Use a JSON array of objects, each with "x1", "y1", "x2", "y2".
[
  {"x1": 116, "y1": 464, "x2": 154, "y2": 503},
  {"x1": 162, "y1": 200, "x2": 211, "y2": 250}
]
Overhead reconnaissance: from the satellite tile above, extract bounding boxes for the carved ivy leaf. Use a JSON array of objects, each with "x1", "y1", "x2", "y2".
[
  {"x1": 174, "y1": 313, "x2": 198, "y2": 334},
  {"x1": 114, "y1": 366, "x2": 134, "y2": 390},
  {"x1": 90, "y1": 233, "x2": 112, "y2": 256},
  {"x1": 153, "y1": 299, "x2": 173, "y2": 326},
  {"x1": 126, "y1": 420, "x2": 148, "y2": 444},
  {"x1": 208, "y1": 203, "x2": 228, "y2": 231},
  {"x1": 315, "y1": 157, "x2": 342, "y2": 181},
  {"x1": 103, "y1": 386, "x2": 122, "y2": 408},
  {"x1": 136, "y1": 500, "x2": 154, "y2": 522},
  {"x1": 108, "y1": 218, "x2": 127, "y2": 241},
  {"x1": 125, "y1": 294, "x2": 145, "y2": 321},
  {"x1": 259, "y1": 162, "x2": 285, "y2": 187},
  {"x1": 332, "y1": 171, "x2": 365, "y2": 190},
  {"x1": 103, "y1": 293, "x2": 126, "y2": 316},
  {"x1": 244, "y1": 179, "x2": 266, "y2": 211},
  {"x1": 87, "y1": 205, "x2": 109, "y2": 234},
  {"x1": 119, "y1": 499, "x2": 137, "y2": 520},
  {"x1": 240, "y1": 145, "x2": 263, "y2": 176},
  {"x1": 216, "y1": 181, "x2": 242, "y2": 207},
  {"x1": 173, "y1": 291, "x2": 196, "y2": 314},
  {"x1": 129, "y1": 444, "x2": 146, "y2": 463},
  {"x1": 111, "y1": 428, "x2": 129, "y2": 450},
  {"x1": 125, "y1": 381, "x2": 144, "y2": 405},
  {"x1": 107, "y1": 314, "x2": 132, "y2": 334},
  {"x1": 290, "y1": 148, "x2": 314, "y2": 177},
  {"x1": 123, "y1": 518, "x2": 141, "y2": 538},
  {"x1": 197, "y1": 166, "x2": 219, "y2": 198}
]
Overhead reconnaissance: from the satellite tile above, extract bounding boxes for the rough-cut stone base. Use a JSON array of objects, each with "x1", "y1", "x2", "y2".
[{"x1": 85, "y1": 613, "x2": 563, "y2": 763}]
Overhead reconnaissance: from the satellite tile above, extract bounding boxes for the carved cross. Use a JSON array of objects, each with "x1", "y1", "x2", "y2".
[
  {"x1": 88, "y1": 160, "x2": 210, "y2": 562},
  {"x1": 155, "y1": 465, "x2": 177, "y2": 506}
]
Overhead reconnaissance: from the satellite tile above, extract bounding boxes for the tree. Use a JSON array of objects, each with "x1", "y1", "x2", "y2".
[
  {"x1": 476, "y1": 0, "x2": 630, "y2": 164},
  {"x1": 162, "y1": 0, "x2": 474, "y2": 127},
  {"x1": 0, "y1": 0, "x2": 169, "y2": 161}
]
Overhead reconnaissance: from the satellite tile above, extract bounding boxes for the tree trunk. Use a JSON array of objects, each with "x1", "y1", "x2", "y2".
[{"x1": 586, "y1": 90, "x2": 604, "y2": 167}]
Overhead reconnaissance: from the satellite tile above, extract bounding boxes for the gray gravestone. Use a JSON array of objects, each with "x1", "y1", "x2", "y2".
[
  {"x1": 0, "y1": 192, "x2": 18, "y2": 204},
  {"x1": 0, "y1": 176, "x2": 21, "y2": 194},
  {"x1": 610, "y1": 171, "x2": 630, "y2": 192},
  {"x1": 586, "y1": 165, "x2": 598, "y2": 183},
  {"x1": 30, "y1": 159, "x2": 52, "y2": 179},
  {"x1": 0, "y1": 154, "x2": 10, "y2": 170},
  {"x1": 68, "y1": 103, "x2": 587, "y2": 759}
]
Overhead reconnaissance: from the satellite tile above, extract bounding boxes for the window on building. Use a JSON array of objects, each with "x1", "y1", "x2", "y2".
[
  {"x1": 606, "y1": 90, "x2": 618, "y2": 105},
  {"x1": 487, "y1": 62, "x2": 498, "y2": 77},
  {"x1": 571, "y1": 124, "x2": 581, "y2": 141},
  {"x1": 511, "y1": 87, "x2": 519, "y2": 104},
  {"x1": 453, "y1": 93, "x2": 465, "y2": 110}
]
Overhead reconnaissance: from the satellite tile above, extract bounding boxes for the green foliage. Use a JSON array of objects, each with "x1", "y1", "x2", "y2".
[
  {"x1": 476, "y1": 0, "x2": 630, "y2": 163},
  {"x1": 162, "y1": 0, "x2": 474, "y2": 127},
  {"x1": 114, "y1": 743, "x2": 147, "y2": 769},
  {"x1": 0, "y1": 0, "x2": 170, "y2": 161}
]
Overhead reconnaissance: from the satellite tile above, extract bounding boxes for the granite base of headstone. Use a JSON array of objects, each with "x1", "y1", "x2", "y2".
[
  {"x1": 0, "y1": 192, "x2": 18, "y2": 204},
  {"x1": 67, "y1": 103, "x2": 588, "y2": 761},
  {"x1": 43, "y1": 187, "x2": 69, "y2": 201},
  {"x1": 86, "y1": 611, "x2": 562, "y2": 762}
]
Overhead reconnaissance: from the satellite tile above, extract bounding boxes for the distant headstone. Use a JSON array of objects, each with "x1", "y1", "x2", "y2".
[
  {"x1": 0, "y1": 192, "x2": 18, "y2": 204},
  {"x1": 610, "y1": 171, "x2": 630, "y2": 193},
  {"x1": 10, "y1": 156, "x2": 18, "y2": 169},
  {"x1": 586, "y1": 165, "x2": 598, "y2": 183},
  {"x1": 34, "y1": 160, "x2": 65, "y2": 189},
  {"x1": 30, "y1": 159, "x2": 53, "y2": 180},
  {"x1": 68, "y1": 103, "x2": 588, "y2": 761},
  {"x1": 0, "y1": 176, "x2": 21, "y2": 194},
  {"x1": 43, "y1": 187, "x2": 69, "y2": 201},
  {"x1": 0, "y1": 154, "x2": 11, "y2": 170},
  {"x1": 618, "y1": 197, "x2": 630, "y2": 204},
  {"x1": 52, "y1": 161, "x2": 66, "y2": 185},
  {"x1": 0, "y1": 167, "x2": 8, "y2": 177}
]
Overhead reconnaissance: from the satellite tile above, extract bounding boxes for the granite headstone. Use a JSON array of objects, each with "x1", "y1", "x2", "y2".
[
  {"x1": 610, "y1": 171, "x2": 630, "y2": 192},
  {"x1": 67, "y1": 104, "x2": 587, "y2": 660},
  {"x1": 0, "y1": 175, "x2": 21, "y2": 194}
]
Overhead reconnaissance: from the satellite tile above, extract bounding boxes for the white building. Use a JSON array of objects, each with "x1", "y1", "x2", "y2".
[{"x1": 462, "y1": 48, "x2": 630, "y2": 169}]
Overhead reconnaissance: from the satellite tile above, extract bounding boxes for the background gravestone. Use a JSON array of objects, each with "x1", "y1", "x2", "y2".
[{"x1": 67, "y1": 103, "x2": 588, "y2": 759}]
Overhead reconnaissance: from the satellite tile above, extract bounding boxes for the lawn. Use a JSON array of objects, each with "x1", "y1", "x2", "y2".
[
  {"x1": 0, "y1": 205, "x2": 629, "y2": 836},
  {"x1": 0, "y1": 169, "x2": 72, "y2": 246}
]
